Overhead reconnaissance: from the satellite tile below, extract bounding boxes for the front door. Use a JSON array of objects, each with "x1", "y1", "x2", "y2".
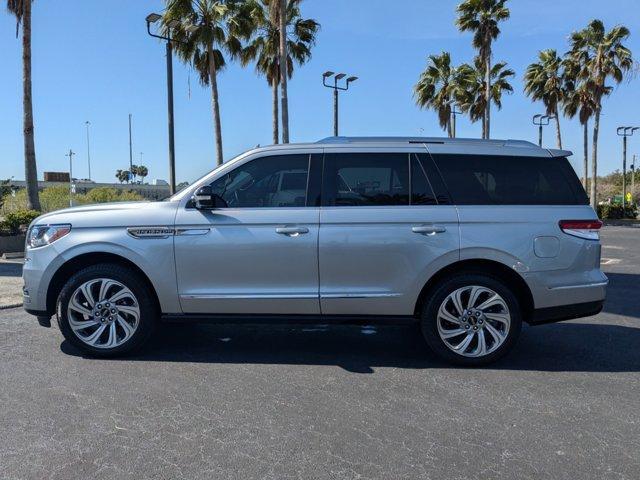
[{"x1": 174, "y1": 152, "x2": 321, "y2": 315}]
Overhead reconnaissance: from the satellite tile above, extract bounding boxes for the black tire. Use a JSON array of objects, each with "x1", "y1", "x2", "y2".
[
  {"x1": 57, "y1": 263, "x2": 157, "y2": 357},
  {"x1": 420, "y1": 272, "x2": 522, "y2": 366}
]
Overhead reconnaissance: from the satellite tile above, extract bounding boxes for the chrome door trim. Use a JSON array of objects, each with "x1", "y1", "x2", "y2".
[
  {"x1": 180, "y1": 293, "x2": 319, "y2": 300},
  {"x1": 320, "y1": 293, "x2": 403, "y2": 299}
]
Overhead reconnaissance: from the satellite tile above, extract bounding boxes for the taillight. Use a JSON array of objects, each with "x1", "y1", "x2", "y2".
[{"x1": 559, "y1": 220, "x2": 602, "y2": 240}]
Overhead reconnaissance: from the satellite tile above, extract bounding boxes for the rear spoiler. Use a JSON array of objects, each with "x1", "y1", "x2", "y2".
[{"x1": 548, "y1": 148, "x2": 573, "y2": 158}]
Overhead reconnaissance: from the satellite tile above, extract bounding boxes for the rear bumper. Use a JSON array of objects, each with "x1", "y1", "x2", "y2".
[{"x1": 529, "y1": 300, "x2": 604, "y2": 325}]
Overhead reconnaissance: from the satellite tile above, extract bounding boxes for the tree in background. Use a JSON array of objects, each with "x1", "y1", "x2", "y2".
[
  {"x1": 455, "y1": 0, "x2": 510, "y2": 139},
  {"x1": 455, "y1": 57, "x2": 514, "y2": 134},
  {"x1": 136, "y1": 166, "x2": 149, "y2": 183},
  {"x1": 562, "y1": 58, "x2": 604, "y2": 188},
  {"x1": 524, "y1": 49, "x2": 566, "y2": 148},
  {"x1": 164, "y1": 0, "x2": 252, "y2": 166},
  {"x1": 241, "y1": 0, "x2": 319, "y2": 144},
  {"x1": 414, "y1": 51, "x2": 460, "y2": 137},
  {"x1": 115, "y1": 170, "x2": 131, "y2": 184},
  {"x1": 7, "y1": 0, "x2": 41, "y2": 211},
  {"x1": 568, "y1": 19, "x2": 633, "y2": 208}
]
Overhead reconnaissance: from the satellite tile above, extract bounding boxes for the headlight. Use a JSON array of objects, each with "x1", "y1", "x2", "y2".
[{"x1": 27, "y1": 224, "x2": 71, "y2": 248}]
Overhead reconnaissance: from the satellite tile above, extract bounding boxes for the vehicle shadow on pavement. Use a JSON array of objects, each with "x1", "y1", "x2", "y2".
[
  {"x1": 601, "y1": 273, "x2": 640, "y2": 319},
  {"x1": 60, "y1": 320, "x2": 640, "y2": 373}
]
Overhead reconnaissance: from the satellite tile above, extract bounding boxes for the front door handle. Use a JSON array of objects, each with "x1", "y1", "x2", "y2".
[
  {"x1": 276, "y1": 226, "x2": 309, "y2": 236},
  {"x1": 412, "y1": 225, "x2": 446, "y2": 235}
]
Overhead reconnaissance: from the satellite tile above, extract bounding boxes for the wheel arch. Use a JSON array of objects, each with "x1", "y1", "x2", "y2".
[
  {"x1": 413, "y1": 259, "x2": 534, "y2": 323},
  {"x1": 46, "y1": 252, "x2": 161, "y2": 315}
]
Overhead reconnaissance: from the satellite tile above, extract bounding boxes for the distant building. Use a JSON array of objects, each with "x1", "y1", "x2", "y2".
[
  {"x1": 43, "y1": 171, "x2": 70, "y2": 182},
  {"x1": 152, "y1": 179, "x2": 169, "y2": 186}
]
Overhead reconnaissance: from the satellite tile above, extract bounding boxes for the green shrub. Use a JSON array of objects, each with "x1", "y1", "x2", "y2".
[
  {"x1": 84, "y1": 187, "x2": 144, "y2": 204},
  {"x1": 1, "y1": 185, "x2": 146, "y2": 215},
  {"x1": 1, "y1": 209, "x2": 40, "y2": 235},
  {"x1": 40, "y1": 184, "x2": 77, "y2": 212},
  {"x1": 597, "y1": 203, "x2": 638, "y2": 220}
]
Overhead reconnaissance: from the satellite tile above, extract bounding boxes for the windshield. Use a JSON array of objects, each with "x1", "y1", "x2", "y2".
[{"x1": 165, "y1": 149, "x2": 255, "y2": 202}]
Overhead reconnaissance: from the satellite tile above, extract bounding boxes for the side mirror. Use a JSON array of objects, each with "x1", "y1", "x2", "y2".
[{"x1": 193, "y1": 186, "x2": 228, "y2": 209}]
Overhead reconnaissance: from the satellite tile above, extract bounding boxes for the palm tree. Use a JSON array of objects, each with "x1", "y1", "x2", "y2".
[
  {"x1": 524, "y1": 49, "x2": 566, "y2": 148},
  {"x1": 137, "y1": 165, "x2": 149, "y2": 183},
  {"x1": 562, "y1": 58, "x2": 604, "y2": 188},
  {"x1": 414, "y1": 52, "x2": 458, "y2": 137},
  {"x1": 569, "y1": 19, "x2": 633, "y2": 208},
  {"x1": 7, "y1": 0, "x2": 41, "y2": 211},
  {"x1": 455, "y1": 57, "x2": 514, "y2": 137},
  {"x1": 277, "y1": 0, "x2": 289, "y2": 143},
  {"x1": 455, "y1": 0, "x2": 510, "y2": 139},
  {"x1": 164, "y1": 0, "x2": 252, "y2": 166},
  {"x1": 241, "y1": 0, "x2": 319, "y2": 144}
]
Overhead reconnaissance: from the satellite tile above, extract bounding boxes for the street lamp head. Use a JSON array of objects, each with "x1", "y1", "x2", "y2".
[
  {"x1": 335, "y1": 73, "x2": 346, "y2": 80},
  {"x1": 146, "y1": 13, "x2": 162, "y2": 24},
  {"x1": 533, "y1": 114, "x2": 542, "y2": 120},
  {"x1": 346, "y1": 76, "x2": 358, "y2": 83},
  {"x1": 322, "y1": 71, "x2": 335, "y2": 78}
]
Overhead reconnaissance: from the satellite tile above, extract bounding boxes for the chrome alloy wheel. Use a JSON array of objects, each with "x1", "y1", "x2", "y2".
[
  {"x1": 437, "y1": 285, "x2": 511, "y2": 358},
  {"x1": 66, "y1": 278, "x2": 140, "y2": 349}
]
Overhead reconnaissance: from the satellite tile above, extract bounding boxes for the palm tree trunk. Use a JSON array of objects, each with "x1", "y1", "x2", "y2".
[
  {"x1": 590, "y1": 109, "x2": 600, "y2": 209},
  {"x1": 272, "y1": 77, "x2": 279, "y2": 144},
  {"x1": 446, "y1": 116, "x2": 452, "y2": 138},
  {"x1": 22, "y1": 0, "x2": 40, "y2": 211},
  {"x1": 207, "y1": 44, "x2": 224, "y2": 166},
  {"x1": 582, "y1": 120, "x2": 588, "y2": 188},
  {"x1": 278, "y1": 0, "x2": 289, "y2": 143},
  {"x1": 554, "y1": 106, "x2": 562, "y2": 149},
  {"x1": 484, "y1": 43, "x2": 491, "y2": 139}
]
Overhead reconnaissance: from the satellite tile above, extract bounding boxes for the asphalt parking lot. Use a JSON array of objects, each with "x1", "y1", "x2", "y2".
[{"x1": 1, "y1": 226, "x2": 638, "y2": 480}]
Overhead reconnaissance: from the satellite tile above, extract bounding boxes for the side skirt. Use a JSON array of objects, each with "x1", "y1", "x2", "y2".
[{"x1": 160, "y1": 313, "x2": 418, "y2": 326}]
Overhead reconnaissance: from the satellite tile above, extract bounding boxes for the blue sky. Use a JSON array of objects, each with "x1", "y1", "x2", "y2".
[{"x1": 2, "y1": 0, "x2": 639, "y2": 184}]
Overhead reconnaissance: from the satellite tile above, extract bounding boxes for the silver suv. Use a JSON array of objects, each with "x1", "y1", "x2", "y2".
[{"x1": 23, "y1": 137, "x2": 607, "y2": 365}]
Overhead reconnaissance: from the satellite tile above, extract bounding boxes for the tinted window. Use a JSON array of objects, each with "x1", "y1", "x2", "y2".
[
  {"x1": 411, "y1": 154, "x2": 437, "y2": 205},
  {"x1": 323, "y1": 153, "x2": 410, "y2": 206},
  {"x1": 210, "y1": 154, "x2": 309, "y2": 208},
  {"x1": 432, "y1": 154, "x2": 588, "y2": 205}
]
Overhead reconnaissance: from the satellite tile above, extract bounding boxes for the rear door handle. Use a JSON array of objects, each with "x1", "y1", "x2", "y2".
[
  {"x1": 276, "y1": 226, "x2": 309, "y2": 236},
  {"x1": 412, "y1": 225, "x2": 446, "y2": 235}
]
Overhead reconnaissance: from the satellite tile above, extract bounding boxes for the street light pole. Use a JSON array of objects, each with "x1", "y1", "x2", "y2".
[
  {"x1": 632, "y1": 154, "x2": 636, "y2": 203},
  {"x1": 322, "y1": 71, "x2": 358, "y2": 137},
  {"x1": 451, "y1": 104, "x2": 462, "y2": 138},
  {"x1": 617, "y1": 126, "x2": 639, "y2": 209},
  {"x1": 146, "y1": 13, "x2": 181, "y2": 195},
  {"x1": 128, "y1": 114, "x2": 133, "y2": 174},
  {"x1": 65, "y1": 149, "x2": 75, "y2": 207},
  {"x1": 85, "y1": 121, "x2": 91, "y2": 180},
  {"x1": 533, "y1": 114, "x2": 553, "y2": 147}
]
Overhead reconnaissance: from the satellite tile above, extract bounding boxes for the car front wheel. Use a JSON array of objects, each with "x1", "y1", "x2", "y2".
[
  {"x1": 57, "y1": 263, "x2": 156, "y2": 357},
  {"x1": 421, "y1": 273, "x2": 522, "y2": 366}
]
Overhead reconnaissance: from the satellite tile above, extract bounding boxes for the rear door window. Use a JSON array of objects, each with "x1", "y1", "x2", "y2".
[
  {"x1": 431, "y1": 154, "x2": 588, "y2": 205},
  {"x1": 322, "y1": 153, "x2": 410, "y2": 206}
]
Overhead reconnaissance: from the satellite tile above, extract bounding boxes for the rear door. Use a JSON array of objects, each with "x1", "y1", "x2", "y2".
[{"x1": 318, "y1": 148, "x2": 460, "y2": 316}]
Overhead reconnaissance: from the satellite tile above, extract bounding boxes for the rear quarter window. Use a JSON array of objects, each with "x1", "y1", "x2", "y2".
[{"x1": 431, "y1": 154, "x2": 588, "y2": 205}]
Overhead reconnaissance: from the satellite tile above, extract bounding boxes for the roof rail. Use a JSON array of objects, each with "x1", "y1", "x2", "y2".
[{"x1": 316, "y1": 136, "x2": 538, "y2": 148}]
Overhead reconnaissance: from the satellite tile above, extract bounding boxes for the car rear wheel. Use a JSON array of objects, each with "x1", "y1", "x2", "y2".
[
  {"x1": 421, "y1": 273, "x2": 522, "y2": 366},
  {"x1": 57, "y1": 263, "x2": 156, "y2": 357}
]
